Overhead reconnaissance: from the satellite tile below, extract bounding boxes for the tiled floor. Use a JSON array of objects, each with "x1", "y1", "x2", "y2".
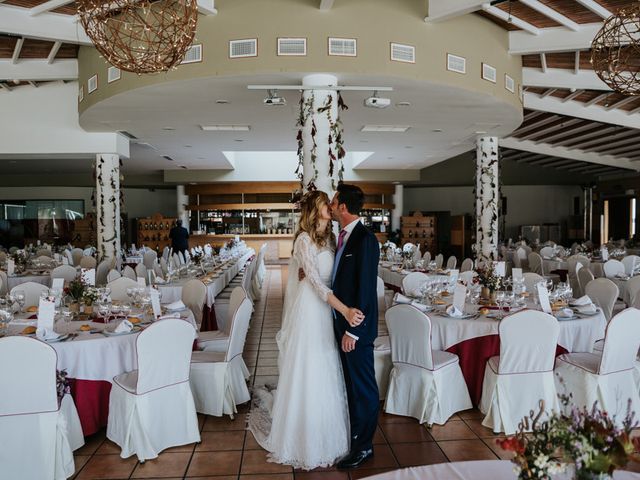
[{"x1": 70, "y1": 265, "x2": 529, "y2": 479}]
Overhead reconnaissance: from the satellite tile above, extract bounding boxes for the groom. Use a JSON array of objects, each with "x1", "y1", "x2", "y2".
[{"x1": 330, "y1": 183, "x2": 380, "y2": 469}]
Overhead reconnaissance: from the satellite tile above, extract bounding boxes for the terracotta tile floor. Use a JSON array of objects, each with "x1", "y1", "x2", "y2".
[{"x1": 71, "y1": 265, "x2": 518, "y2": 480}]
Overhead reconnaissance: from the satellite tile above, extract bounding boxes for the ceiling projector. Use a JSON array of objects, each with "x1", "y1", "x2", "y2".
[
  {"x1": 364, "y1": 94, "x2": 391, "y2": 109},
  {"x1": 264, "y1": 91, "x2": 286, "y2": 106}
]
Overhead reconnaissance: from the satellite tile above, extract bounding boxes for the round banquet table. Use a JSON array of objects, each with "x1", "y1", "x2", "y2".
[
  {"x1": 7, "y1": 272, "x2": 51, "y2": 290},
  {"x1": 362, "y1": 460, "x2": 640, "y2": 480},
  {"x1": 7, "y1": 310, "x2": 197, "y2": 436}
]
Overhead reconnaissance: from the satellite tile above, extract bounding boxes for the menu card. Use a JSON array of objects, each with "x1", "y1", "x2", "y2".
[
  {"x1": 7, "y1": 258, "x2": 14, "y2": 276},
  {"x1": 495, "y1": 261, "x2": 506, "y2": 277},
  {"x1": 137, "y1": 277, "x2": 146, "y2": 287},
  {"x1": 449, "y1": 269, "x2": 459, "y2": 284},
  {"x1": 150, "y1": 290, "x2": 162, "y2": 319},
  {"x1": 512, "y1": 268, "x2": 523, "y2": 281},
  {"x1": 81, "y1": 268, "x2": 96, "y2": 286},
  {"x1": 601, "y1": 247, "x2": 609, "y2": 261},
  {"x1": 62, "y1": 256, "x2": 69, "y2": 265},
  {"x1": 537, "y1": 283, "x2": 552, "y2": 314},
  {"x1": 453, "y1": 284, "x2": 467, "y2": 313},
  {"x1": 37, "y1": 296, "x2": 56, "y2": 330}
]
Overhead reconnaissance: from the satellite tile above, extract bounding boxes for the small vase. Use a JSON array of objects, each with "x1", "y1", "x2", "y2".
[
  {"x1": 68, "y1": 302, "x2": 80, "y2": 313},
  {"x1": 481, "y1": 287, "x2": 496, "y2": 303},
  {"x1": 82, "y1": 304, "x2": 93, "y2": 314}
]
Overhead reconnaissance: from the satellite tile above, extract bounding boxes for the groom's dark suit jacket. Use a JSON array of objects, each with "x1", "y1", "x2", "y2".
[{"x1": 332, "y1": 221, "x2": 379, "y2": 345}]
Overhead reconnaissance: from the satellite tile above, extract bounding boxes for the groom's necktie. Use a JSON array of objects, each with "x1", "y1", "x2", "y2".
[{"x1": 337, "y1": 229, "x2": 347, "y2": 252}]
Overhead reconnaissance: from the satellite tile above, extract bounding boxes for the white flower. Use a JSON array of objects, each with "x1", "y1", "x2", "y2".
[{"x1": 534, "y1": 454, "x2": 549, "y2": 470}]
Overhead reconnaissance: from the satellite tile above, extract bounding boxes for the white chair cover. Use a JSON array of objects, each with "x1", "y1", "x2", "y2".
[
  {"x1": 627, "y1": 276, "x2": 640, "y2": 309},
  {"x1": 384, "y1": 305, "x2": 471, "y2": 425},
  {"x1": 159, "y1": 257, "x2": 169, "y2": 276},
  {"x1": 446, "y1": 255, "x2": 457, "y2": 270},
  {"x1": 622, "y1": 255, "x2": 640, "y2": 275},
  {"x1": 199, "y1": 287, "x2": 248, "y2": 352},
  {"x1": 0, "y1": 337, "x2": 79, "y2": 479},
  {"x1": 460, "y1": 258, "x2": 473, "y2": 272},
  {"x1": 555, "y1": 308, "x2": 640, "y2": 426},
  {"x1": 567, "y1": 255, "x2": 591, "y2": 297},
  {"x1": 35, "y1": 255, "x2": 56, "y2": 267},
  {"x1": 11, "y1": 281, "x2": 49, "y2": 308},
  {"x1": 190, "y1": 298, "x2": 253, "y2": 417},
  {"x1": 135, "y1": 264, "x2": 148, "y2": 285},
  {"x1": 64, "y1": 250, "x2": 74, "y2": 266},
  {"x1": 178, "y1": 251, "x2": 186, "y2": 265},
  {"x1": 143, "y1": 250, "x2": 157, "y2": 270},
  {"x1": 435, "y1": 254, "x2": 443, "y2": 269},
  {"x1": 106, "y1": 269, "x2": 121, "y2": 283},
  {"x1": 401, "y1": 272, "x2": 429, "y2": 297},
  {"x1": 122, "y1": 265, "x2": 136, "y2": 281},
  {"x1": 95, "y1": 260, "x2": 111, "y2": 287},
  {"x1": 603, "y1": 259, "x2": 625, "y2": 278},
  {"x1": 528, "y1": 252, "x2": 543, "y2": 275},
  {"x1": 522, "y1": 272, "x2": 543, "y2": 294},
  {"x1": 479, "y1": 310, "x2": 560, "y2": 434},
  {"x1": 182, "y1": 279, "x2": 207, "y2": 328},
  {"x1": 578, "y1": 267, "x2": 595, "y2": 298},
  {"x1": 50, "y1": 265, "x2": 77, "y2": 284},
  {"x1": 0, "y1": 270, "x2": 7, "y2": 296},
  {"x1": 106, "y1": 277, "x2": 139, "y2": 302},
  {"x1": 79, "y1": 256, "x2": 97, "y2": 269},
  {"x1": 172, "y1": 253, "x2": 181, "y2": 269},
  {"x1": 70, "y1": 248, "x2": 84, "y2": 267},
  {"x1": 107, "y1": 319, "x2": 200, "y2": 460},
  {"x1": 374, "y1": 276, "x2": 391, "y2": 399},
  {"x1": 539, "y1": 246, "x2": 554, "y2": 258},
  {"x1": 585, "y1": 277, "x2": 619, "y2": 322},
  {"x1": 422, "y1": 251, "x2": 431, "y2": 264},
  {"x1": 162, "y1": 246, "x2": 170, "y2": 262}
]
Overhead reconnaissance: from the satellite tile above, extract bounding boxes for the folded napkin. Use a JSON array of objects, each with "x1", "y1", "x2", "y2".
[
  {"x1": 109, "y1": 319, "x2": 133, "y2": 333},
  {"x1": 410, "y1": 301, "x2": 430, "y2": 312},
  {"x1": 577, "y1": 304, "x2": 597, "y2": 315},
  {"x1": 555, "y1": 308, "x2": 574, "y2": 318},
  {"x1": 570, "y1": 295, "x2": 593, "y2": 307},
  {"x1": 165, "y1": 300, "x2": 186, "y2": 311},
  {"x1": 154, "y1": 277, "x2": 168, "y2": 284},
  {"x1": 36, "y1": 327, "x2": 60, "y2": 341},
  {"x1": 158, "y1": 313, "x2": 181, "y2": 320},
  {"x1": 394, "y1": 293, "x2": 412, "y2": 304},
  {"x1": 446, "y1": 305, "x2": 464, "y2": 318}
]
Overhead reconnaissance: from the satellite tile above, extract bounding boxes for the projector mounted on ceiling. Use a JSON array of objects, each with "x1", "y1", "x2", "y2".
[
  {"x1": 364, "y1": 91, "x2": 391, "y2": 109},
  {"x1": 264, "y1": 89, "x2": 286, "y2": 106}
]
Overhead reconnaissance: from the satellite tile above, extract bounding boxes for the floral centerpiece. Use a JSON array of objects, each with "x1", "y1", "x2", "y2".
[
  {"x1": 474, "y1": 263, "x2": 503, "y2": 301},
  {"x1": 497, "y1": 395, "x2": 640, "y2": 480},
  {"x1": 191, "y1": 251, "x2": 203, "y2": 265},
  {"x1": 82, "y1": 287, "x2": 99, "y2": 306},
  {"x1": 64, "y1": 278, "x2": 86, "y2": 312},
  {"x1": 10, "y1": 250, "x2": 28, "y2": 273},
  {"x1": 56, "y1": 369, "x2": 71, "y2": 404}
]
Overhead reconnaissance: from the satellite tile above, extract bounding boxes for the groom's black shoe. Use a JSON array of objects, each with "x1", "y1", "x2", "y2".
[{"x1": 336, "y1": 448, "x2": 374, "y2": 469}]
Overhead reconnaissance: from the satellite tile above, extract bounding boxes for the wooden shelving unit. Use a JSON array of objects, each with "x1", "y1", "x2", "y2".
[
  {"x1": 71, "y1": 212, "x2": 97, "y2": 246},
  {"x1": 401, "y1": 211, "x2": 437, "y2": 255},
  {"x1": 136, "y1": 213, "x2": 176, "y2": 252}
]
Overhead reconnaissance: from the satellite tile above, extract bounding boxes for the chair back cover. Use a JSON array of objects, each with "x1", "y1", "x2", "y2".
[
  {"x1": 523, "y1": 272, "x2": 543, "y2": 293},
  {"x1": 79, "y1": 256, "x2": 97, "y2": 269},
  {"x1": 377, "y1": 276, "x2": 386, "y2": 314},
  {"x1": 50, "y1": 265, "x2": 77, "y2": 283},
  {"x1": 498, "y1": 310, "x2": 559, "y2": 374},
  {"x1": 446, "y1": 256, "x2": 457, "y2": 270},
  {"x1": 599, "y1": 308, "x2": 640, "y2": 375},
  {"x1": 539, "y1": 246, "x2": 554, "y2": 258},
  {"x1": 578, "y1": 267, "x2": 595, "y2": 294},
  {"x1": 162, "y1": 246, "x2": 170, "y2": 262},
  {"x1": 107, "y1": 277, "x2": 140, "y2": 302},
  {"x1": 228, "y1": 286, "x2": 248, "y2": 321},
  {"x1": 96, "y1": 260, "x2": 111, "y2": 286},
  {"x1": 182, "y1": 279, "x2": 207, "y2": 327},
  {"x1": 0, "y1": 270, "x2": 7, "y2": 296},
  {"x1": 122, "y1": 265, "x2": 136, "y2": 281},
  {"x1": 422, "y1": 251, "x2": 431, "y2": 263},
  {"x1": 401, "y1": 272, "x2": 429, "y2": 296},
  {"x1": 160, "y1": 257, "x2": 169, "y2": 275},
  {"x1": 585, "y1": 277, "x2": 619, "y2": 322},
  {"x1": 135, "y1": 263, "x2": 148, "y2": 284},
  {"x1": 0, "y1": 337, "x2": 58, "y2": 416},
  {"x1": 10, "y1": 281, "x2": 49, "y2": 308},
  {"x1": 603, "y1": 259, "x2": 625, "y2": 278},
  {"x1": 386, "y1": 304, "x2": 434, "y2": 370},
  {"x1": 528, "y1": 252, "x2": 543, "y2": 275},
  {"x1": 622, "y1": 255, "x2": 640, "y2": 275},
  {"x1": 178, "y1": 251, "x2": 186, "y2": 265},
  {"x1": 516, "y1": 247, "x2": 527, "y2": 260},
  {"x1": 35, "y1": 255, "x2": 56, "y2": 266},
  {"x1": 135, "y1": 319, "x2": 195, "y2": 394},
  {"x1": 460, "y1": 258, "x2": 473, "y2": 272},
  {"x1": 435, "y1": 254, "x2": 443, "y2": 269},
  {"x1": 627, "y1": 276, "x2": 640, "y2": 309},
  {"x1": 106, "y1": 269, "x2": 121, "y2": 283},
  {"x1": 143, "y1": 250, "x2": 158, "y2": 270},
  {"x1": 70, "y1": 248, "x2": 84, "y2": 266},
  {"x1": 225, "y1": 298, "x2": 253, "y2": 362}
]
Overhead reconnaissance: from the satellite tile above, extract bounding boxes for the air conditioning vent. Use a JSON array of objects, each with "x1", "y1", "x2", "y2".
[
  {"x1": 482, "y1": 63, "x2": 497, "y2": 83},
  {"x1": 181, "y1": 44, "x2": 202, "y2": 64},
  {"x1": 107, "y1": 66, "x2": 121, "y2": 83},
  {"x1": 505, "y1": 74, "x2": 515, "y2": 93},
  {"x1": 78, "y1": 85, "x2": 84, "y2": 103},
  {"x1": 87, "y1": 74, "x2": 98, "y2": 93},
  {"x1": 229, "y1": 39, "x2": 257, "y2": 58},
  {"x1": 277, "y1": 37, "x2": 306, "y2": 56},
  {"x1": 390, "y1": 43, "x2": 415, "y2": 63},
  {"x1": 328, "y1": 37, "x2": 356, "y2": 57},
  {"x1": 447, "y1": 53, "x2": 466, "y2": 74}
]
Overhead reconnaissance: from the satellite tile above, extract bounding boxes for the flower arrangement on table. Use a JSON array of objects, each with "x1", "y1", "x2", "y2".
[
  {"x1": 497, "y1": 395, "x2": 640, "y2": 480},
  {"x1": 10, "y1": 250, "x2": 28, "y2": 273},
  {"x1": 82, "y1": 287, "x2": 99, "y2": 306},
  {"x1": 64, "y1": 278, "x2": 86, "y2": 304},
  {"x1": 191, "y1": 251, "x2": 203, "y2": 265},
  {"x1": 56, "y1": 369, "x2": 71, "y2": 404},
  {"x1": 474, "y1": 263, "x2": 503, "y2": 295}
]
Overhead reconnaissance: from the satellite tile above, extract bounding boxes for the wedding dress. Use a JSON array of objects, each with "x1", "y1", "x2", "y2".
[{"x1": 247, "y1": 233, "x2": 350, "y2": 470}]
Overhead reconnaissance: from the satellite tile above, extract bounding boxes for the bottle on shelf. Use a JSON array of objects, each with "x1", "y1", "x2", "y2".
[
  {"x1": 422, "y1": 229, "x2": 427, "y2": 238},
  {"x1": 408, "y1": 230, "x2": 413, "y2": 239}
]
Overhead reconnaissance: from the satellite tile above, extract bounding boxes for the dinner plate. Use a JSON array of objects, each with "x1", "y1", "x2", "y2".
[
  {"x1": 555, "y1": 313, "x2": 578, "y2": 321},
  {"x1": 445, "y1": 312, "x2": 476, "y2": 319},
  {"x1": 102, "y1": 327, "x2": 141, "y2": 336},
  {"x1": 44, "y1": 333, "x2": 70, "y2": 343}
]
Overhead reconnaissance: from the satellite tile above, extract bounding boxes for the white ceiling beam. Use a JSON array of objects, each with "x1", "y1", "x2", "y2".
[
  {"x1": 319, "y1": 0, "x2": 335, "y2": 10},
  {"x1": 0, "y1": 5, "x2": 92, "y2": 44},
  {"x1": 27, "y1": 80, "x2": 38, "y2": 87},
  {"x1": 518, "y1": 117, "x2": 581, "y2": 141},
  {"x1": 0, "y1": 59, "x2": 77, "y2": 81},
  {"x1": 29, "y1": 0, "x2": 73, "y2": 16},
  {"x1": 523, "y1": 67, "x2": 611, "y2": 91},
  {"x1": 600, "y1": 143, "x2": 640, "y2": 157},
  {"x1": 540, "y1": 53, "x2": 547, "y2": 73},
  {"x1": 196, "y1": 0, "x2": 217, "y2": 15},
  {"x1": 0, "y1": 83, "x2": 13, "y2": 91},
  {"x1": 481, "y1": 3, "x2": 541, "y2": 35},
  {"x1": 553, "y1": 126, "x2": 616, "y2": 147},
  {"x1": 11, "y1": 38, "x2": 24, "y2": 64},
  {"x1": 518, "y1": 0, "x2": 580, "y2": 31},
  {"x1": 534, "y1": 121, "x2": 595, "y2": 144},
  {"x1": 584, "y1": 92, "x2": 609, "y2": 107},
  {"x1": 574, "y1": 51, "x2": 580, "y2": 74},
  {"x1": 539, "y1": 88, "x2": 557, "y2": 98},
  {"x1": 424, "y1": 0, "x2": 485, "y2": 22},
  {"x1": 590, "y1": 136, "x2": 640, "y2": 154},
  {"x1": 567, "y1": 130, "x2": 636, "y2": 151},
  {"x1": 605, "y1": 96, "x2": 639, "y2": 111},
  {"x1": 509, "y1": 23, "x2": 602, "y2": 55},
  {"x1": 500, "y1": 137, "x2": 638, "y2": 171},
  {"x1": 561, "y1": 89, "x2": 583, "y2": 103},
  {"x1": 524, "y1": 93, "x2": 640, "y2": 130},
  {"x1": 47, "y1": 41, "x2": 61, "y2": 64},
  {"x1": 574, "y1": 0, "x2": 612, "y2": 20}
]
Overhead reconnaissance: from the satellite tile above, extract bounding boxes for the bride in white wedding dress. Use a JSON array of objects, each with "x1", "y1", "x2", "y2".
[{"x1": 248, "y1": 190, "x2": 365, "y2": 470}]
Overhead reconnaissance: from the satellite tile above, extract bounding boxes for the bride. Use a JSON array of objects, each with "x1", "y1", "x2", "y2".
[{"x1": 248, "y1": 190, "x2": 364, "y2": 470}]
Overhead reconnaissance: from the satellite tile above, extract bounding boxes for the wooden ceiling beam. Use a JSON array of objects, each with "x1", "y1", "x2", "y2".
[
  {"x1": 605, "y1": 96, "x2": 638, "y2": 111},
  {"x1": 511, "y1": 114, "x2": 559, "y2": 136},
  {"x1": 561, "y1": 89, "x2": 583, "y2": 103},
  {"x1": 534, "y1": 121, "x2": 596, "y2": 144},
  {"x1": 519, "y1": 117, "x2": 581, "y2": 141},
  {"x1": 567, "y1": 130, "x2": 637, "y2": 151},
  {"x1": 30, "y1": 0, "x2": 74, "y2": 16},
  {"x1": 518, "y1": 0, "x2": 580, "y2": 31},
  {"x1": 574, "y1": 0, "x2": 612, "y2": 20},
  {"x1": 481, "y1": 3, "x2": 541, "y2": 35},
  {"x1": 583, "y1": 92, "x2": 609, "y2": 107}
]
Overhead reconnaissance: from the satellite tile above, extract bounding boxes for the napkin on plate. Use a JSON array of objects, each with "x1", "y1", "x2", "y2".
[
  {"x1": 410, "y1": 301, "x2": 430, "y2": 312},
  {"x1": 158, "y1": 313, "x2": 181, "y2": 320},
  {"x1": 109, "y1": 319, "x2": 133, "y2": 333},
  {"x1": 394, "y1": 293, "x2": 412, "y2": 305},
  {"x1": 36, "y1": 327, "x2": 60, "y2": 341},
  {"x1": 555, "y1": 308, "x2": 574, "y2": 318},
  {"x1": 445, "y1": 305, "x2": 464, "y2": 318},
  {"x1": 154, "y1": 277, "x2": 168, "y2": 284},
  {"x1": 570, "y1": 295, "x2": 592, "y2": 307},
  {"x1": 577, "y1": 303, "x2": 597, "y2": 314},
  {"x1": 165, "y1": 300, "x2": 186, "y2": 311}
]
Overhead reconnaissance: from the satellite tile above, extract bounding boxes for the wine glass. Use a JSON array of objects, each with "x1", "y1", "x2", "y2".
[
  {"x1": 496, "y1": 290, "x2": 506, "y2": 319},
  {"x1": 97, "y1": 302, "x2": 111, "y2": 323},
  {"x1": 13, "y1": 289, "x2": 25, "y2": 314}
]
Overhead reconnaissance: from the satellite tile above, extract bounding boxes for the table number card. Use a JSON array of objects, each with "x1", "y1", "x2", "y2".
[
  {"x1": 453, "y1": 284, "x2": 467, "y2": 313},
  {"x1": 449, "y1": 269, "x2": 459, "y2": 284},
  {"x1": 137, "y1": 277, "x2": 146, "y2": 288},
  {"x1": 537, "y1": 283, "x2": 552, "y2": 314},
  {"x1": 37, "y1": 297, "x2": 56, "y2": 330},
  {"x1": 150, "y1": 290, "x2": 162, "y2": 319},
  {"x1": 81, "y1": 268, "x2": 96, "y2": 286},
  {"x1": 495, "y1": 261, "x2": 506, "y2": 277},
  {"x1": 512, "y1": 268, "x2": 523, "y2": 281},
  {"x1": 601, "y1": 247, "x2": 609, "y2": 261},
  {"x1": 7, "y1": 258, "x2": 14, "y2": 276},
  {"x1": 62, "y1": 256, "x2": 69, "y2": 265}
]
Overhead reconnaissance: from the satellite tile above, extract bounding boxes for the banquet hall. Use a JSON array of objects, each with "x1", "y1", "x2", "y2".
[{"x1": 3, "y1": 0, "x2": 640, "y2": 478}]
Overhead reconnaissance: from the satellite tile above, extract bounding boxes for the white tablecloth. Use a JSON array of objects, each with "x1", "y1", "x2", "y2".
[
  {"x1": 6, "y1": 273, "x2": 51, "y2": 290},
  {"x1": 124, "y1": 255, "x2": 143, "y2": 264},
  {"x1": 363, "y1": 460, "x2": 639, "y2": 480},
  {"x1": 378, "y1": 265, "x2": 447, "y2": 291}
]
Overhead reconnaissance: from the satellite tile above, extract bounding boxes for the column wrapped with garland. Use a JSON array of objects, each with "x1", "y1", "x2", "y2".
[
  {"x1": 95, "y1": 154, "x2": 121, "y2": 262},
  {"x1": 474, "y1": 136, "x2": 499, "y2": 263}
]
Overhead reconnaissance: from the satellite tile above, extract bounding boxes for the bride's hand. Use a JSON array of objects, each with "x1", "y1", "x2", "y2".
[{"x1": 346, "y1": 308, "x2": 364, "y2": 327}]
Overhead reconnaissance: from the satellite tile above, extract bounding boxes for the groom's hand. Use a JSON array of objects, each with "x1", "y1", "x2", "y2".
[
  {"x1": 298, "y1": 268, "x2": 306, "y2": 281},
  {"x1": 341, "y1": 333, "x2": 356, "y2": 353}
]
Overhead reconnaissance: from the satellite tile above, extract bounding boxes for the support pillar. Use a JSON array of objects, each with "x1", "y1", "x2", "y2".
[
  {"x1": 176, "y1": 185, "x2": 189, "y2": 228},
  {"x1": 96, "y1": 153, "x2": 121, "y2": 262},
  {"x1": 302, "y1": 73, "x2": 339, "y2": 195},
  {"x1": 391, "y1": 184, "x2": 403, "y2": 232},
  {"x1": 475, "y1": 137, "x2": 499, "y2": 262}
]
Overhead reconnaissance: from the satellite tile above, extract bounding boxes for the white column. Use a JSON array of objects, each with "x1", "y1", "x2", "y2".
[
  {"x1": 176, "y1": 185, "x2": 189, "y2": 228},
  {"x1": 96, "y1": 153, "x2": 121, "y2": 262},
  {"x1": 391, "y1": 184, "x2": 403, "y2": 231},
  {"x1": 302, "y1": 73, "x2": 339, "y2": 195},
  {"x1": 475, "y1": 137, "x2": 499, "y2": 262}
]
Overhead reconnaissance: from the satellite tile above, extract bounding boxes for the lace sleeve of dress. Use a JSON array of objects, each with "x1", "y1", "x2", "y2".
[{"x1": 295, "y1": 233, "x2": 332, "y2": 303}]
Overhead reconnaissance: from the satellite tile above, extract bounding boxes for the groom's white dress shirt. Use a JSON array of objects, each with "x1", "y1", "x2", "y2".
[{"x1": 334, "y1": 218, "x2": 362, "y2": 341}]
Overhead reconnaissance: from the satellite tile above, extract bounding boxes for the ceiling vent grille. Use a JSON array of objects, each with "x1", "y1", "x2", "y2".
[
  {"x1": 447, "y1": 53, "x2": 466, "y2": 74},
  {"x1": 482, "y1": 63, "x2": 497, "y2": 83},
  {"x1": 328, "y1": 37, "x2": 356, "y2": 56},
  {"x1": 181, "y1": 44, "x2": 202, "y2": 64},
  {"x1": 229, "y1": 39, "x2": 257, "y2": 58},
  {"x1": 107, "y1": 66, "x2": 121, "y2": 83},
  {"x1": 390, "y1": 43, "x2": 415, "y2": 63},
  {"x1": 278, "y1": 38, "x2": 306, "y2": 56},
  {"x1": 87, "y1": 74, "x2": 98, "y2": 93}
]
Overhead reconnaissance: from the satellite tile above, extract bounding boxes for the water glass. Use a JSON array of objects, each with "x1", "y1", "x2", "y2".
[{"x1": 13, "y1": 290, "x2": 25, "y2": 313}]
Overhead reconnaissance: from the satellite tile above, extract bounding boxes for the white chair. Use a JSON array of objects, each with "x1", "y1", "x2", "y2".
[
  {"x1": 626, "y1": 276, "x2": 640, "y2": 309},
  {"x1": 178, "y1": 251, "x2": 186, "y2": 265},
  {"x1": 445, "y1": 255, "x2": 457, "y2": 270},
  {"x1": 522, "y1": 272, "x2": 543, "y2": 294},
  {"x1": 50, "y1": 265, "x2": 77, "y2": 284},
  {"x1": 106, "y1": 269, "x2": 121, "y2": 283},
  {"x1": 479, "y1": 310, "x2": 560, "y2": 435},
  {"x1": 122, "y1": 265, "x2": 136, "y2": 281},
  {"x1": 162, "y1": 246, "x2": 170, "y2": 262},
  {"x1": 401, "y1": 272, "x2": 429, "y2": 297},
  {"x1": 79, "y1": 256, "x2": 97, "y2": 269},
  {"x1": 70, "y1": 248, "x2": 84, "y2": 266},
  {"x1": 422, "y1": 251, "x2": 431, "y2": 264},
  {"x1": 190, "y1": 298, "x2": 253, "y2": 417},
  {"x1": 34, "y1": 255, "x2": 56, "y2": 267},
  {"x1": 0, "y1": 270, "x2": 7, "y2": 296},
  {"x1": 528, "y1": 252, "x2": 543, "y2": 275},
  {"x1": 585, "y1": 277, "x2": 619, "y2": 322},
  {"x1": 384, "y1": 305, "x2": 471, "y2": 425},
  {"x1": 35, "y1": 248, "x2": 51, "y2": 257},
  {"x1": 515, "y1": 247, "x2": 529, "y2": 270},
  {"x1": 107, "y1": 277, "x2": 139, "y2": 302},
  {"x1": 539, "y1": 246, "x2": 554, "y2": 258},
  {"x1": 555, "y1": 308, "x2": 640, "y2": 426},
  {"x1": 107, "y1": 319, "x2": 200, "y2": 461},
  {"x1": 160, "y1": 257, "x2": 169, "y2": 276},
  {"x1": 10, "y1": 282, "x2": 49, "y2": 308},
  {"x1": 135, "y1": 264, "x2": 148, "y2": 285},
  {"x1": 435, "y1": 254, "x2": 444, "y2": 269},
  {"x1": 182, "y1": 279, "x2": 207, "y2": 329},
  {"x1": 460, "y1": 258, "x2": 473, "y2": 272},
  {"x1": 143, "y1": 250, "x2": 157, "y2": 270},
  {"x1": 603, "y1": 259, "x2": 625, "y2": 279},
  {"x1": 374, "y1": 276, "x2": 392, "y2": 399},
  {"x1": 578, "y1": 267, "x2": 595, "y2": 300},
  {"x1": 568, "y1": 255, "x2": 590, "y2": 298},
  {"x1": 199, "y1": 287, "x2": 247, "y2": 352},
  {"x1": 622, "y1": 255, "x2": 640, "y2": 276},
  {"x1": 0, "y1": 337, "x2": 81, "y2": 479},
  {"x1": 172, "y1": 253, "x2": 181, "y2": 269},
  {"x1": 95, "y1": 260, "x2": 110, "y2": 286}
]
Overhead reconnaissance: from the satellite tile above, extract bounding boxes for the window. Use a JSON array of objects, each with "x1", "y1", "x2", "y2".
[{"x1": 631, "y1": 198, "x2": 636, "y2": 237}]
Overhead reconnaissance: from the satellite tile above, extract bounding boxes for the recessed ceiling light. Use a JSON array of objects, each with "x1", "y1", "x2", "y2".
[
  {"x1": 234, "y1": 139, "x2": 244, "y2": 142},
  {"x1": 361, "y1": 125, "x2": 410, "y2": 132},
  {"x1": 200, "y1": 125, "x2": 250, "y2": 131},
  {"x1": 396, "y1": 101, "x2": 411, "y2": 107},
  {"x1": 184, "y1": 145, "x2": 192, "y2": 148},
  {"x1": 432, "y1": 129, "x2": 443, "y2": 133},
  {"x1": 197, "y1": 157, "x2": 206, "y2": 160},
  {"x1": 162, "y1": 127, "x2": 175, "y2": 131},
  {"x1": 215, "y1": 99, "x2": 230, "y2": 104},
  {"x1": 474, "y1": 130, "x2": 487, "y2": 135},
  {"x1": 404, "y1": 146, "x2": 413, "y2": 149},
  {"x1": 178, "y1": 165, "x2": 188, "y2": 169}
]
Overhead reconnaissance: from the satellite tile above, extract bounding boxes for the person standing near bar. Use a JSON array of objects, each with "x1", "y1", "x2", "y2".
[{"x1": 169, "y1": 219, "x2": 189, "y2": 254}]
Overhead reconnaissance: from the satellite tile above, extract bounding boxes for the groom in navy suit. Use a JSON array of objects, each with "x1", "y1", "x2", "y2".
[{"x1": 329, "y1": 183, "x2": 380, "y2": 469}]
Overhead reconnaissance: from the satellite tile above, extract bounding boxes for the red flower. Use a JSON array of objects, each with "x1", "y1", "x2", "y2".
[{"x1": 497, "y1": 437, "x2": 525, "y2": 455}]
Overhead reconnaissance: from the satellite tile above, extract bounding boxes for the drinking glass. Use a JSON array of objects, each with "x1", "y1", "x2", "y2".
[
  {"x1": 97, "y1": 302, "x2": 111, "y2": 323},
  {"x1": 496, "y1": 290, "x2": 506, "y2": 319},
  {"x1": 13, "y1": 290, "x2": 25, "y2": 314},
  {"x1": 61, "y1": 306, "x2": 73, "y2": 324}
]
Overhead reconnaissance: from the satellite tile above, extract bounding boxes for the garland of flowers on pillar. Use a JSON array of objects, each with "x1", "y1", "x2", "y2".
[
  {"x1": 295, "y1": 93, "x2": 316, "y2": 190},
  {"x1": 474, "y1": 138, "x2": 500, "y2": 263},
  {"x1": 92, "y1": 156, "x2": 123, "y2": 261}
]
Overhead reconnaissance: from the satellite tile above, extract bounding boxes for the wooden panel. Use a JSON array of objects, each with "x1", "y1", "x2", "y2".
[
  {"x1": 52, "y1": 1, "x2": 76, "y2": 14},
  {"x1": 278, "y1": 240, "x2": 293, "y2": 259},
  {"x1": 0, "y1": 35, "x2": 18, "y2": 59},
  {"x1": 0, "y1": 36, "x2": 78, "y2": 59},
  {"x1": 495, "y1": 1, "x2": 562, "y2": 28},
  {"x1": 185, "y1": 181, "x2": 394, "y2": 196},
  {"x1": 538, "y1": 0, "x2": 601, "y2": 23},
  {"x1": 476, "y1": 10, "x2": 521, "y2": 31},
  {"x1": 3, "y1": 0, "x2": 50, "y2": 8}
]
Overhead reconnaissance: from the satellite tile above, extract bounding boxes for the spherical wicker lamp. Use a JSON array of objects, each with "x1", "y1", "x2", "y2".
[
  {"x1": 590, "y1": 4, "x2": 640, "y2": 96},
  {"x1": 77, "y1": 0, "x2": 198, "y2": 74}
]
